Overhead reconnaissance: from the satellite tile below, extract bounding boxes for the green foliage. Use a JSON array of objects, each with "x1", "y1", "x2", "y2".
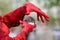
[
  {"x1": 49, "y1": 16, "x2": 56, "y2": 25},
  {"x1": 0, "y1": 0, "x2": 12, "y2": 16}
]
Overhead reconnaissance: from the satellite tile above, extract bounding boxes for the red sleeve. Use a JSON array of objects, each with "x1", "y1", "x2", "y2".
[{"x1": 3, "y1": 6, "x2": 26, "y2": 28}]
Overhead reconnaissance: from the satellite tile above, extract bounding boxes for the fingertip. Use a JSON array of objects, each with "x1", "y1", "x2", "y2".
[{"x1": 46, "y1": 17, "x2": 49, "y2": 22}]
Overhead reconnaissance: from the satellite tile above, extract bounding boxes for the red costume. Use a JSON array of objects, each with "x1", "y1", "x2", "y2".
[{"x1": 0, "y1": 2, "x2": 49, "y2": 40}]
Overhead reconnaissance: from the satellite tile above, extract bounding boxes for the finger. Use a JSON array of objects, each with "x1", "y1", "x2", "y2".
[
  {"x1": 41, "y1": 13, "x2": 49, "y2": 22},
  {"x1": 40, "y1": 10, "x2": 49, "y2": 18},
  {"x1": 42, "y1": 13, "x2": 49, "y2": 19},
  {"x1": 45, "y1": 17, "x2": 49, "y2": 22},
  {"x1": 44, "y1": 15, "x2": 49, "y2": 22},
  {"x1": 37, "y1": 13, "x2": 39, "y2": 21},
  {"x1": 39, "y1": 15, "x2": 44, "y2": 23}
]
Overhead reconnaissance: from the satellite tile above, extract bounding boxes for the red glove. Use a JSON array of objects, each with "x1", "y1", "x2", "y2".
[
  {"x1": 20, "y1": 20, "x2": 36, "y2": 35},
  {"x1": 3, "y1": 2, "x2": 49, "y2": 28},
  {"x1": 24, "y1": 2, "x2": 49, "y2": 22},
  {"x1": 0, "y1": 2, "x2": 49, "y2": 40},
  {"x1": 0, "y1": 22, "x2": 26, "y2": 40},
  {"x1": 13, "y1": 21, "x2": 36, "y2": 40}
]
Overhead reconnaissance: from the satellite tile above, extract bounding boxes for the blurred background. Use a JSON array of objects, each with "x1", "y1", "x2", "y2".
[{"x1": 0, "y1": 0, "x2": 60, "y2": 40}]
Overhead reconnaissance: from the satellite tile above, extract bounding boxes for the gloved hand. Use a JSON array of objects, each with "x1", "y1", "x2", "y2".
[
  {"x1": 3, "y1": 2, "x2": 49, "y2": 28},
  {"x1": 20, "y1": 20, "x2": 36, "y2": 34},
  {"x1": 24, "y1": 2, "x2": 49, "y2": 22}
]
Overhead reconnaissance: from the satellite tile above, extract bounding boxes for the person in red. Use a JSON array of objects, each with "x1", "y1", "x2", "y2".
[{"x1": 0, "y1": 2, "x2": 49, "y2": 40}]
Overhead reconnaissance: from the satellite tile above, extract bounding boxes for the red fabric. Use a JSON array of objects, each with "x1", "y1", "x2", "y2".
[
  {"x1": 0, "y1": 2, "x2": 49, "y2": 40},
  {"x1": 20, "y1": 21, "x2": 36, "y2": 35},
  {"x1": 3, "y1": 2, "x2": 49, "y2": 28},
  {"x1": 13, "y1": 21, "x2": 36, "y2": 40},
  {"x1": 0, "y1": 21, "x2": 36, "y2": 40},
  {"x1": 0, "y1": 16, "x2": 36, "y2": 40},
  {"x1": 13, "y1": 32, "x2": 26, "y2": 40},
  {"x1": 0, "y1": 17, "x2": 12, "y2": 40}
]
